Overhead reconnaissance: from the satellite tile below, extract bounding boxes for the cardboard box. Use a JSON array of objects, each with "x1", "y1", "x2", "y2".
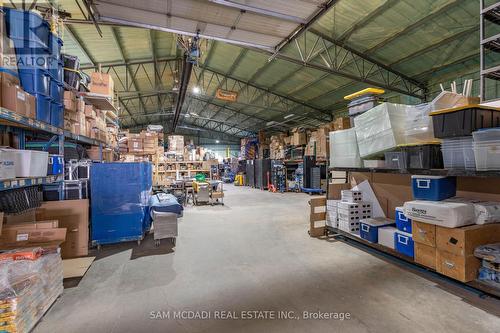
[
  {"x1": 64, "y1": 109, "x2": 79, "y2": 122},
  {"x1": 0, "y1": 228, "x2": 67, "y2": 250},
  {"x1": 77, "y1": 99, "x2": 85, "y2": 113},
  {"x1": 412, "y1": 221, "x2": 436, "y2": 247},
  {"x1": 327, "y1": 183, "x2": 351, "y2": 200},
  {"x1": 64, "y1": 90, "x2": 77, "y2": 112},
  {"x1": 436, "y1": 250, "x2": 480, "y2": 283},
  {"x1": 0, "y1": 212, "x2": 3, "y2": 235},
  {"x1": 89, "y1": 72, "x2": 114, "y2": 97},
  {"x1": 414, "y1": 242, "x2": 437, "y2": 270},
  {"x1": 291, "y1": 132, "x2": 307, "y2": 146},
  {"x1": 3, "y1": 210, "x2": 36, "y2": 224},
  {"x1": 85, "y1": 104, "x2": 96, "y2": 119},
  {"x1": 25, "y1": 92, "x2": 35, "y2": 119},
  {"x1": 36, "y1": 199, "x2": 89, "y2": 259},
  {"x1": 436, "y1": 223, "x2": 500, "y2": 257},
  {"x1": 1, "y1": 78, "x2": 28, "y2": 116},
  {"x1": 3, "y1": 220, "x2": 59, "y2": 231},
  {"x1": 333, "y1": 117, "x2": 351, "y2": 131}
]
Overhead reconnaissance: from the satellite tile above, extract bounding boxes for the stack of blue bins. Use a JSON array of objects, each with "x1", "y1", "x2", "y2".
[
  {"x1": 394, "y1": 207, "x2": 414, "y2": 258},
  {"x1": 3, "y1": 8, "x2": 64, "y2": 127}
]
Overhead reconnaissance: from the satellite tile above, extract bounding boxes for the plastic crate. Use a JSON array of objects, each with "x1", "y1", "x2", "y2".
[
  {"x1": 18, "y1": 68, "x2": 50, "y2": 96},
  {"x1": 430, "y1": 106, "x2": 500, "y2": 138},
  {"x1": 395, "y1": 207, "x2": 412, "y2": 233},
  {"x1": 48, "y1": 58, "x2": 63, "y2": 80},
  {"x1": 411, "y1": 175, "x2": 456, "y2": 201},
  {"x1": 442, "y1": 137, "x2": 476, "y2": 170},
  {"x1": 64, "y1": 69, "x2": 80, "y2": 90},
  {"x1": 394, "y1": 231, "x2": 414, "y2": 258},
  {"x1": 401, "y1": 144, "x2": 443, "y2": 169},
  {"x1": 3, "y1": 8, "x2": 50, "y2": 48},
  {"x1": 360, "y1": 218, "x2": 395, "y2": 243},
  {"x1": 50, "y1": 101, "x2": 63, "y2": 128},
  {"x1": 50, "y1": 79, "x2": 63, "y2": 103},
  {"x1": 48, "y1": 33, "x2": 63, "y2": 56},
  {"x1": 384, "y1": 151, "x2": 407, "y2": 170},
  {"x1": 35, "y1": 94, "x2": 51, "y2": 123}
]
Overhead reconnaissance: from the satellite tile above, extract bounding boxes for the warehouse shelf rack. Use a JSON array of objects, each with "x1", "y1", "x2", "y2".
[
  {"x1": 326, "y1": 226, "x2": 500, "y2": 299},
  {"x1": 0, "y1": 175, "x2": 64, "y2": 191},
  {"x1": 329, "y1": 167, "x2": 500, "y2": 178},
  {"x1": 480, "y1": 0, "x2": 500, "y2": 102}
]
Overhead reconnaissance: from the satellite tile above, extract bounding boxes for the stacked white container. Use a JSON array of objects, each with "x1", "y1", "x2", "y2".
[
  {"x1": 354, "y1": 103, "x2": 412, "y2": 158},
  {"x1": 329, "y1": 128, "x2": 362, "y2": 168},
  {"x1": 337, "y1": 191, "x2": 372, "y2": 235},
  {"x1": 326, "y1": 200, "x2": 340, "y2": 228},
  {"x1": 473, "y1": 129, "x2": 500, "y2": 171},
  {"x1": 441, "y1": 137, "x2": 475, "y2": 170}
]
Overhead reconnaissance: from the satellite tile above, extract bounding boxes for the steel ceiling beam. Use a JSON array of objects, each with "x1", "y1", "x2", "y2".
[
  {"x1": 80, "y1": 57, "x2": 180, "y2": 70},
  {"x1": 365, "y1": 0, "x2": 467, "y2": 55},
  {"x1": 336, "y1": 0, "x2": 400, "y2": 44}
]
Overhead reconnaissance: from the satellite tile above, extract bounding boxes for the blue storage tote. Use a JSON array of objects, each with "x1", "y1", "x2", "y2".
[
  {"x1": 411, "y1": 175, "x2": 456, "y2": 201},
  {"x1": 50, "y1": 79, "x2": 63, "y2": 102},
  {"x1": 50, "y1": 101, "x2": 63, "y2": 128},
  {"x1": 3, "y1": 8, "x2": 50, "y2": 49},
  {"x1": 90, "y1": 162, "x2": 152, "y2": 246},
  {"x1": 360, "y1": 218, "x2": 395, "y2": 243},
  {"x1": 48, "y1": 60, "x2": 64, "y2": 81},
  {"x1": 48, "y1": 33, "x2": 63, "y2": 56},
  {"x1": 48, "y1": 155, "x2": 63, "y2": 175},
  {"x1": 18, "y1": 68, "x2": 50, "y2": 96},
  {"x1": 394, "y1": 231, "x2": 415, "y2": 258},
  {"x1": 35, "y1": 94, "x2": 51, "y2": 123},
  {"x1": 395, "y1": 207, "x2": 412, "y2": 233}
]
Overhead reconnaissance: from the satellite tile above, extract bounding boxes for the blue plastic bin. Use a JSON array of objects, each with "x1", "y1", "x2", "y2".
[
  {"x1": 48, "y1": 33, "x2": 63, "y2": 56},
  {"x1": 18, "y1": 68, "x2": 50, "y2": 96},
  {"x1": 3, "y1": 8, "x2": 50, "y2": 48},
  {"x1": 395, "y1": 207, "x2": 412, "y2": 233},
  {"x1": 50, "y1": 79, "x2": 63, "y2": 102},
  {"x1": 35, "y1": 94, "x2": 51, "y2": 123},
  {"x1": 48, "y1": 59, "x2": 63, "y2": 80},
  {"x1": 411, "y1": 175, "x2": 456, "y2": 201},
  {"x1": 50, "y1": 101, "x2": 63, "y2": 128},
  {"x1": 360, "y1": 218, "x2": 396, "y2": 243},
  {"x1": 394, "y1": 231, "x2": 414, "y2": 258},
  {"x1": 48, "y1": 155, "x2": 64, "y2": 175}
]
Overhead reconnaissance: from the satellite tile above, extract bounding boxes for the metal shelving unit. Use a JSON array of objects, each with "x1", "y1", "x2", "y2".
[
  {"x1": 329, "y1": 167, "x2": 500, "y2": 178},
  {"x1": 480, "y1": 0, "x2": 500, "y2": 102},
  {"x1": 0, "y1": 175, "x2": 64, "y2": 191}
]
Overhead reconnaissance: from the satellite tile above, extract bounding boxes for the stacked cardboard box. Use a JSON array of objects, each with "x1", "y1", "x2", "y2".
[
  {"x1": 106, "y1": 125, "x2": 119, "y2": 148},
  {"x1": 0, "y1": 220, "x2": 66, "y2": 251},
  {"x1": 269, "y1": 135, "x2": 285, "y2": 160},
  {"x1": 168, "y1": 135, "x2": 184, "y2": 154},
  {"x1": 412, "y1": 221, "x2": 500, "y2": 282},
  {"x1": 142, "y1": 131, "x2": 158, "y2": 155},
  {"x1": 128, "y1": 133, "x2": 143, "y2": 154},
  {"x1": 1, "y1": 73, "x2": 36, "y2": 119},
  {"x1": 290, "y1": 128, "x2": 307, "y2": 146},
  {"x1": 305, "y1": 128, "x2": 329, "y2": 158},
  {"x1": 89, "y1": 72, "x2": 114, "y2": 97}
]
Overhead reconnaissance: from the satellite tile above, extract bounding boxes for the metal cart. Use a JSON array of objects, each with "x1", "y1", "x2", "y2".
[
  {"x1": 209, "y1": 180, "x2": 224, "y2": 206},
  {"x1": 193, "y1": 180, "x2": 210, "y2": 205}
]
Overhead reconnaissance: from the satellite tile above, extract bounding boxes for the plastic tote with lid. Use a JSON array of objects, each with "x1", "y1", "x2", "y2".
[
  {"x1": 472, "y1": 128, "x2": 500, "y2": 171},
  {"x1": 329, "y1": 128, "x2": 362, "y2": 168},
  {"x1": 12, "y1": 149, "x2": 49, "y2": 177},
  {"x1": 411, "y1": 175, "x2": 456, "y2": 201},
  {"x1": 360, "y1": 218, "x2": 395, "y2": 243}
]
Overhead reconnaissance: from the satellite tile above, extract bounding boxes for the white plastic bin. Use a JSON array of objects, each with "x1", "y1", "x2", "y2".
[
  {"x1": 12, "y1": 149, "x2": 49, "y2": 177},
  {"x1": 329, "y1": 128, "x2": 362, "y2": 167},
  {"x1": 473, "y1": 143, "x2": 500, "y2": 171},
  {"x1": 441, "y1": 137, "x2": 475, "y2": 170},
  {"x1": 0, "y1": 149, "x2": 16, "y2": 180}
]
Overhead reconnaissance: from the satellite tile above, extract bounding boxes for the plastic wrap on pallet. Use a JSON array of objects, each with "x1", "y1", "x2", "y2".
[
  {"x1": 404, "y1": 103, "x2": 438, "y2": 144},
  {"x1": 90, "y1": 162, "x2": 152, "y2": 245},
  {"x1": 354, "y1": 103, "x2": 410, "y2": 158},
  {"x1": 0, "y1": 250, "x2": 63, "y2": 333}
]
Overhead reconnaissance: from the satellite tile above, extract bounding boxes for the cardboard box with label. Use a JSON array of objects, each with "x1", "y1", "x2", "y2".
[
  {"x1": 89, "y1": 72, "x2": 114, "y2": 97},
  {"x1": 1, "y1": 73, "x2": 31, "y2": 117},
  {"x1": 0, "y1": 218, "x2": 67, "y2": 250},
  {"x1": 36, "y1": 199, "x2": 89, "y2": 259}
]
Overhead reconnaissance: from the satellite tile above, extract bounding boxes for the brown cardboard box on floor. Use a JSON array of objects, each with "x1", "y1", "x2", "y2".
[
  {"x1": 0, "y1": 227, "x2": 67, "y2": 250},
  {"x1": 36, "y1": 199, "x2": 89, "y2": 259},
  {"x1": 412, "y1": 221, "x2": 436, "y2": 247},
  {"x1": 436, "y1": 224, "x2": 500, "y2": 257},
  {"x1": 436, "y1": 249, "x2": 480, "y2": 283},
  {"x1": 3, "y1": 220, "x2": 59, "y2": 231},
  {"x1": 414, "y1": 242, "x2": 437, "y2": 270}
]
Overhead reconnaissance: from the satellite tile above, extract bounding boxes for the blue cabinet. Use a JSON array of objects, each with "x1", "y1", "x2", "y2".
[{"x1": 90, "y1": 162, "x2": 152, "y2": 246}]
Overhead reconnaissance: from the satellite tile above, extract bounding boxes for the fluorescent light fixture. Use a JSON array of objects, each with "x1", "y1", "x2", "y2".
[
  {"x1": 266, "y1": 121, "x2": 276, "y2": 126},
  {"x1": 216, "y1": 140, "x2": 220, "y2": 143},
  {"x1": 284, "y1": 113, "x2": 295, "y2": 119},
  {"x1": 192, "y1": 86, "x2": 201, "y2": 94}
]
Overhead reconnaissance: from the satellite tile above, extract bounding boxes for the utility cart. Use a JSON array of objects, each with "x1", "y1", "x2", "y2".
[
  {"x1": 209, "y1": 180, "x2": 224, "y2": 205},
  {"x1": 193, "y1": 180, "x2": 210, "y2": 205}
]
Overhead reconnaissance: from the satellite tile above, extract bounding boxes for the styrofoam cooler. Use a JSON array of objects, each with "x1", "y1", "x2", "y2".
[
  {"x1": 395, "y1": 207, "x2": 412, "y2": 233},
  {"x1": 411, "y1": 175, "x2": 456, "y2": 201},
  {"x1": 394, "y1": 231, "x2": 415, "y2": 258},
  {"x1": 0, "y1": 149, "x2": 16, "y2": 180},
  {"x1": 360, "y1": 218, "x2": 395, "y2": 243},
  {"x1": 329, "y1": 128, "x2": 362, "y2": 167},
  {"x1": 12, "y1": 149, "x2": 48, "y2": 177},
  {"x1": 378, "y1": 226, "x2": 397, "y2": 249}
]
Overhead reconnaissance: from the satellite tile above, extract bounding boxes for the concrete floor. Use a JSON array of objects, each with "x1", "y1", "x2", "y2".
[{"x1": 36, "y1": 185, "x2": 500, "y2": 333}]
